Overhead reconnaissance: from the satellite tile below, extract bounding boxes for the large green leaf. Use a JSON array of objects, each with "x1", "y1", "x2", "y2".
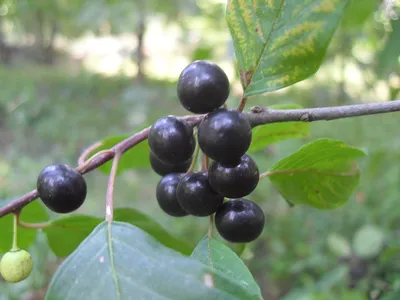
[
  {"x1": 191, "y1": 236, "x2": 262, "y2": 299},
  {"x1": 42, "y1": 215, "x2": 102, "y2": 257},
  {"x1": 45, "y1": 222, "x2": 262, "y2": 300},
  {"x1": 42, "y1": 208, "x2": 193, "y2": 257},
  {"x1": 89, "y1": 134, "x2": 150, "y2": 175},
  {"x1": 113, "y1": 208, "x2": 193, "y2": 255},
  {"x1": 0, "y1": 200, "x2": 49, "y2": 253},
  {"x1": 267, "y1": 138, "x2": 366, "y2": 209},
  {"x1": 226, "y1": 0, "x2": 350, "y2": 96},
  {"x1": 249, "y1": 104, "x2": 310, "y2": 152}
]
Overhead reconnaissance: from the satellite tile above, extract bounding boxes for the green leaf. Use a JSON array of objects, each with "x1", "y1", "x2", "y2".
[
  {"x1": 340, "y1": 0, "x2": 377, "y2": 29},
  {"x1": 42, "y1": 215, "x2": 102, "y2": 257},
  {"x1": 45, "y1": 222, "x2": 262, "y2": 300},
  {"x1": 226, "y1": 0, "x2": 350, "y2": 96},
  {"x1": 267, "y1": 138, "x2": 366, "y2": 209},
  {"x1": 89, "y1": 133, "x2": 150, "y2": 175},
  {"x1": 113, "y1": 208, "x2": 193, "y2": 255},
  {"x1": 376, "y1": 19, "x2": 400, "y2": 79},
  {"x1": 0, "y1": 200, "x2": 49, "y2": 253},
  {"x1": 249, "y1": 104, "x2": 311, "y2": 152},
  {"x1": 191, "y1": 236, "x2": 263, "y2": 299},
  {"x1": 327, "y1": 233, "x2": 351, "y2": 257},
  {"x1": 353, "y1": 225, "x2": 385, "y2": 258}
]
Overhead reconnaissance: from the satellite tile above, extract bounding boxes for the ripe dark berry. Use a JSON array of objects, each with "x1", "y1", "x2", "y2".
[
  {"x1": 215, "y1": 199, "x2": 265, "y2": 243},
  {"x1": 37, "y1": 164, "x2": 87, "y2": 213},
  {"x1": 208, "y1": 154, "x2": 259, "y2": 198},
  {"x1": 149, "y1": 151, "x2": 192, "y2": 176},
  {"x1": 197, "y1": 108, "x2": 252, "y2": 165},
  {"x1": 176, "y1": 172, "x2": 224, "y2": 217},
  {"x1": 156, "y1": 173, "x2": 188, "y2": 217},
  {"x1": 177, "y1": 60, "x2": 230, "y2": 114},
  {"x1": 148, "y1": 116, "x2": 195, "y2": 165}
]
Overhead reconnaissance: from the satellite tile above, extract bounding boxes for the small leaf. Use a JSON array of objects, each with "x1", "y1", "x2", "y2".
[
  {"x1": 249, "y1": 104, "x2": 310, "y2": 152},
  {"x1": 327, "y1": 233, "x2": 351, "y2": 257},
  {"x1": 114, "y1": 208, "x2": 193, "y2": 255},
  {"x1": 353, "y1": 225, "x2": 385, "y2": 258},
  {"x1": 227, "y1": 0, "x2": 350, "y2": 96},
  {"x1": 267, "y1": 138, "x2": 366, "y2": 209},
  {"x1": 89, "y1": 133, "x2": 150, "y2": 175},
  {"x1": 42, "y1": 215, "x2": 102, "y2": 257},
  {"x1": 191, "y1": 236, "x2": 263, "y2": 299},
  {"x1": 0, "y1": 200, "x2": 49, "y2": 253},
  {"x1": 45, "y1": 222, "x2": 262, "y2": 300}
]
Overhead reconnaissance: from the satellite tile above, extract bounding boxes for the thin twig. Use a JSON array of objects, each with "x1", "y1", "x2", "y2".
[
  {"x1": 249, "y1": 100, "x2": 400, "y2": 126},
  {"x1": 105, "y1": 151, "x2": 122, "y2": 223},
  {"x1": 237, "y1": 97, "x2": 248, "y2": 112},
  {"x1": 18, "y1": 219, "x2": 51, "y2": 229},
  {"x1": 76, "y1": 149, "x2": 114, "y2": 173},
  {"x1": 77, "y1": 141, "x2": 103, "y2": 166},
  {"x1": 1, "y1": 100, "x2": 399, "y2": 218}
]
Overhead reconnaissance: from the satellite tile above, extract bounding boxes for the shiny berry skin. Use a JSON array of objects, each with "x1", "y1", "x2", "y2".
[
  {"x1": 176, "y1": 172, "x2": 224, "y2": 217},
  {"x1": 215, "y1": 199, "x2": 265, "y2": 243},
  {"x1": 156, "y1": 173, "x2": 188, "y2": 217},
  {"x1": 148, "y1": 116, "x2": 195, "y2": 165},
  {"x1": 197, "y1": 108, "x2": 252, "y2": 165},
  {"x1": 177, "y1": 60, "x2": 230, "y2": 114},
  {"x1": 0, "y1": 249, "x2": 33, "y2": 283},
  {"x1": 149, "y1": 151, "x2": 192, "y2": 176},
  {"x1": 208, "y1": 154, "x2": 259, "y2": 198},
  {"x1": 37, "y1": 164, "x2": 87, "y2": 213}
]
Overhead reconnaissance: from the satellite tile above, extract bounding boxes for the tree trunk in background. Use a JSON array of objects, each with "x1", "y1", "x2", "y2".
[
  {"x1": 35, "y1": 10, "x2": 57, "y2": 65},
  {"x1": 136, "y1": 17, "x2": 146, "y2": 82},
  {"x1": 0, "y1": 16, "x2": 11, "y2": 64},
  {"x1": 43, "y1": 20, "x2": 58, "y2": 64}
]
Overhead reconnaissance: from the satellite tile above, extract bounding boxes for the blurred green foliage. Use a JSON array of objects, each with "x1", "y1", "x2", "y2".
[{"x1": 0, "y1": 0, "x2": 399, "y2": 299}]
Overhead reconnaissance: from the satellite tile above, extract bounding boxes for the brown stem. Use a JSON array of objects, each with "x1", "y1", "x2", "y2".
[
  {"x1": 1, "y1": 101, "x2": 399, "y2": 218},
  {"x1": 78, "y1": 141, "x2": 103, "y2": 166},
  {"x1": 237, "y1": 97, "x2": 248, "y2": 112}
]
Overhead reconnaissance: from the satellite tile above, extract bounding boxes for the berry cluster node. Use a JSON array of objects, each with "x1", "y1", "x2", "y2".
[{"x1": 150, "y1": 60, "x2": 265, "y2": 244}]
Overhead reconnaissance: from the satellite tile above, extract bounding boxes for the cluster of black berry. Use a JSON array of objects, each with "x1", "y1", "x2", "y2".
[{"x1": 149, "y1": 60, "x2": 265, "y2": 243}]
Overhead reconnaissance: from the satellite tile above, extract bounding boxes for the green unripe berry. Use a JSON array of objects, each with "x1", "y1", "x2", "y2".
[{"x1": 0, "y1": 249, "x2": 33, "y2": 283}]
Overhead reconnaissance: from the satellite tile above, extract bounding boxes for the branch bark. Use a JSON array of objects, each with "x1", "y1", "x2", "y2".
[{"x1": 0, "y1": 101, "x2": 399, "y2": 218}]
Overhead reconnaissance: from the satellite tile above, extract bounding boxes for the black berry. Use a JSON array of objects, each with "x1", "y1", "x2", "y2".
[
  {"x1": 37, "y1": 164, "x2": 87, "y2": 214},
  {"x1": 149, "y1": 151, "x2": 192, "y2": 176},
  {"x1": 177, "y1": 60, "x2": 230, "y2": 114},
  {"x1": 148, "y1": 116, "x2": 195, "y2": 165},
  {"x1": 208, "y1": 154, "x2": 259, "y2": 198},
  {"x1": 197, "y1": 108, "x2": 252, "y2": 165},
  {"x1": 176, "y1": 172, "x2": 224, "y2": 217},
  {"x1": 215, "y1": 199, "x2": 265, "y2": 243},
  {"x1": 156, "y1": 173, "x2": 188, "y2": 217}
]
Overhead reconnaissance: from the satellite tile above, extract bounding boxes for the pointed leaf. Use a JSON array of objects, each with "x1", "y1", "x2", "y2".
[
  {"x1": 249, "y1": 104, "x2": 310, "y2": 152},
  {"x1": 226, "y1": 0, "x2": 350, "y2": 96},
  {"x1": 42, "y1": 215, "x2": 102, "y2": 257},
  {"x1": 113, "y1": 208, "x2": 193, "y2": 255},
  {"x1": 89, "y1": 133, "x2": 150, "y2": 175},
  {"x1": 45, "y1": 222, "x2": 262, "y2": 300},
  {"x1": 0, "y1": 200, "x2": 48, "y2": 253},
  {"x1": 267, "y1": 138, "x2": 366, "y2": 209},
  {"x1": 191, "y1": 236, "x2": 262, "y2": 299}
]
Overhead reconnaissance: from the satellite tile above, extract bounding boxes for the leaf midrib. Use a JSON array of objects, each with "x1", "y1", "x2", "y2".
[{"x1": 244, "y1": 0, "x2": 286, "y2": 94}]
